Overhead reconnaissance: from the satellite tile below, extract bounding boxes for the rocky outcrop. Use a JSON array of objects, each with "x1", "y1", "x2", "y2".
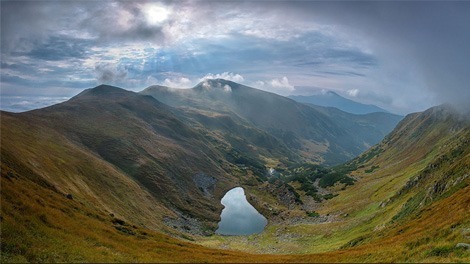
[
  {"x1": 456, "y1": 243, "x2": 470, "y2": 250},
  {"x1": 264, "y1": 181, "x2": 302, "y2": 210},
  {"x1": 163, "y1": 209, "x2": 211, "y2": 236},
  {"x1": 192, "y1": 172, "x2": 217, "y2": 197}
]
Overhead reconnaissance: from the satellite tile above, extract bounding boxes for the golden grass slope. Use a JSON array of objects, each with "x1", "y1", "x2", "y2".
[
  {"x1": 1, "y1": 156, "x2": 468, "y2": 262},
  {"x1": 1, "y1": 112, "x2": 175, "y2": 230},
  {"x1": 1, "y1": 103, "x2": 468, "y2": 262}
]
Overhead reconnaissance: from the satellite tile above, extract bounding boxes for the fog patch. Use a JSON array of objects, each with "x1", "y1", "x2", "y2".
[
  {"x1": 0, "y1": 96, "x2": 70, "y2": 112},
  {"x1": 95, "y1": 63, "x2": 127, "y2": 84}
]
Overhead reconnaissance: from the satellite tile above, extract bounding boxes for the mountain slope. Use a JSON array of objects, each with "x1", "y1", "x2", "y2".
[
  {"x1": 141, "y1": 79, "x2": 402, "y2": 164},
  {"x1": 200, "y1": 105, "x2": 469, "y2": 262},
  {"x1": 307, "y1": 104, "x2": 403, "y2": 154},
  {"x1": 326, "y1": 105, "x2": 470, "y2": 260},
  {"x1": 289, "y1": 91, "x2": 389, "y2": 114},
  {"x1": 1, "y1": 85, "x2": 239, "y2": 235},
  {"x1": 1, "y1": 85, "x2": 468, "y2": 262}
]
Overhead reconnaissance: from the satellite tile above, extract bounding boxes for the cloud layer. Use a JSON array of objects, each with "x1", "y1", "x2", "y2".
[{"x1": 1, "y1": 1, "x2": 469, "y2": 114}]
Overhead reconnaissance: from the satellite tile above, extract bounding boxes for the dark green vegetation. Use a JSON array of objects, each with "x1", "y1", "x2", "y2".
[
  {"x1": 270, "y1": 163, "x2": 355, "y2": 202},
  {"x1": 1, "y1": 81, "x2": 468, "y2": 262}
]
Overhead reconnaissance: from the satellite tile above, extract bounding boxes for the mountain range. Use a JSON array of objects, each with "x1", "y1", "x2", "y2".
[
  {"x1": 1, "y1": 80, "x2": 468, "y2": 262},
  {"x1": 141, "y1": 79, "x2": 403, "y2": 165}
]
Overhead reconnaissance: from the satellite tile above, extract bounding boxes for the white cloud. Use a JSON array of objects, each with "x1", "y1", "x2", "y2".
[
  {"x1": 347, "y1": 88, "x2": 359, "y2": 97},
  {"x1": 252, "y1": 76, "x2": 295, "y2": 95},
  {"x1": 223, "y1": 84, "x2": 232, "y2": 93},
  {"x1": 141, "y1": 3, "x2": 172, "y2": 26},
  {"x1": 201, "y1": 72, "x2": 245, "y2": 82},
  {"x1": 162, "y1": 77, "x2": 192, "y2": 88},
  {"x1": 201, "y1": 80, "x2": 211, "y2": 90},
  {"x1": 269, "y1": 76, "x2": 295, "y2": 91},
  {"x1": 198, "y1": 80, "x2": 232, "y2": 93},
  {"x1": 254, "y1": 80, "x2": 265, "y2": 87}
]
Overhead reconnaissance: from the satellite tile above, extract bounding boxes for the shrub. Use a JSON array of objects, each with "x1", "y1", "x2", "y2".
[
  {"x1": 427, "y1": 245, "x2": 454, "y2": 257},
  {"x1": 306, "y1": 211, "x2": 319, "y2": 217}
]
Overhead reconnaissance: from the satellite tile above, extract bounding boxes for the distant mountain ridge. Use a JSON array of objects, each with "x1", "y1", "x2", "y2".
[
  {"x1": 142, "y1": 79, "x2": 403, "y2": 165},
  {"x1": 289, "y1": 91, "x2": 389, "y2": 115}
]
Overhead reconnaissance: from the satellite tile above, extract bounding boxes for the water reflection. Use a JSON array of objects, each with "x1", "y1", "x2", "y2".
[{"x1": 216, "y1": 187, "x2": 267, "y2": 235}]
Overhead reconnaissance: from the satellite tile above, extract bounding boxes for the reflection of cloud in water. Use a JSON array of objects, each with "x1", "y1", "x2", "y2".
[{"x1": 216, "y1": 187, "x2": 267, "y2": 235}]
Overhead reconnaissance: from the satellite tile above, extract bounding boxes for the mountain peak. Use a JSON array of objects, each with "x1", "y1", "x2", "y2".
[
  {"x1": 321, "y1": 90, "x2": 339, "y2": 96},
  {"x1": 422, "y1": 104, "x2": 470, "y2": 123},
  {"x1": 87, "y1": 84, "x2": 130, "y2": 94},
  {"x1": 72, "y1": 84, "x2": 133, "y2": 100}
]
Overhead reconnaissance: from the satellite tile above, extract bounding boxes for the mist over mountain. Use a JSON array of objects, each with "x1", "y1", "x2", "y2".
[
  {"x1": 141, "y1": 79, "x2": 403, "y2": 165},
  {"x1": 289, "y1": 91, "x2": 389, "y2": 115}
]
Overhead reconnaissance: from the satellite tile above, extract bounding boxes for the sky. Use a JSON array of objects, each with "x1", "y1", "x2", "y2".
[{"x1": 1, "y1": 1, "x2": 469, "y2": 114}]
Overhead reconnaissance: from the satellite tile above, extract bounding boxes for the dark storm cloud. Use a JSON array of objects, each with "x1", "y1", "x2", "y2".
[
  {"x1": 0, "y1": 0, "x2": 83, "y2": 55},
  {"x1": 76, "y1": 1, "x2": 167, "y2": 43},
  {"x1": 1, "y1": 1, "x2": 469, "y2": 114},
  {"x1": 0, "y1": 1, "x2": 169, "y2": 56},
  {"x1": 265, "y1": 1, "x2": 470, "y2": 112},
  {"x1": 20, "y1": 36, "x2": 92, "y2": 61},
  {"x1": 95, "y1": 63, "x2": 128, "y2": 84}
]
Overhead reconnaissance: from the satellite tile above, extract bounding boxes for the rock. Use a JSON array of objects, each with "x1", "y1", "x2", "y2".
[
  {"x1": 265, "y1": 181, "x2": 301, "y2": 209},
  {"x1": 461, "y1": 227, "x2": 470, "y2": 238},
  {"x1": 6, "y1": 171, "x2": 15, "y2": 179},
  {"x1": 192, "y1": 172, "x2": 217, "y2": 197},
  {"x1": 164, "y1": 209, "x2": 210, "y2": 236},
  {"x1": 112, "y1": 218, "x2": 126, "y2": 225},
  {"x1": 456, "y1": 243, "x2": 470, "y2": 250}
]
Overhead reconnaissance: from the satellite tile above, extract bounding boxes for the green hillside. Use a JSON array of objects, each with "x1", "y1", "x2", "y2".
[
  {"x1": 1, "y1": 85, "x2": 239, "y2": 235},
  {"x1": 199, "y1": 105, "x2": 469, "y2": 262},
  {"x1": 1, "y1": 83, "x2": 468, "y2": 262}
]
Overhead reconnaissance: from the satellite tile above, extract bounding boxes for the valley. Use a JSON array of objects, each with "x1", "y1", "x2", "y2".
[
  {"x1": 200, "y1": 106, "x2": 470, "y2": 262},
  {"x1": 1, "y1": 81, "x2": 469, "y2": 262}
]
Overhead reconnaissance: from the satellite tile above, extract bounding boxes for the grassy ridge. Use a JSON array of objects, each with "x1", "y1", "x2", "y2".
[
  {"x1": 1, "y1": 89, "x2": 468, "y2": 262},
  {"x1": 11, "y1": 86, "x2": 239, "y2": 225}
]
